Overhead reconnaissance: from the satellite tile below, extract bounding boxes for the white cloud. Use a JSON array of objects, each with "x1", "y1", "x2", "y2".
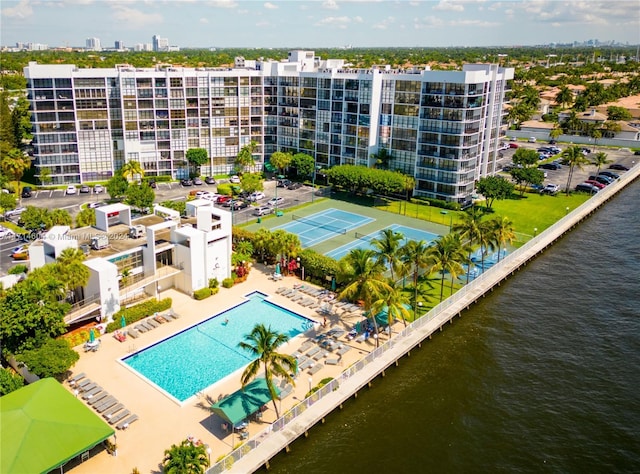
[
  {"x1": 414, "y1": 15, "x2": 445, "y2": 29},
  {"x1": 315, "y1": 15, "x2": 362, "y2": 29},
  {"x1": 373, "y1": 16, "x2": 396, "y2": 30},
  {"x1": 111, "y1": 6, "x2": 163, "y2": 28},
  {"x1": 199, "y1": 17, "x2": 209, "y2": 24},
  {"x1": 1, "y1": 0, "x2": 33, "y2": 19},
  {"x1": 255, "y1": 20, "x2": 270, "y2": 27},
  {"x1": 264, "y1": 2, "x2": 278, "y2": 9},
  {"x1": 433, "y1": 1, "x2": 464, "y2": 12},
  {"x1": 322, "y1": 0, "x2": 339, "y2": 10},
  {"x1": 353, "y1": 15, "x2": 363, "y2": 23},
  {"x1": 205, "y1": 0, "x2": 238, "y2": 8}
]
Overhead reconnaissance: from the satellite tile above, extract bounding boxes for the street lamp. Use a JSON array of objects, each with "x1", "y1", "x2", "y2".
[
  {"x1": 533, "y1": 227, "x2": 538, "y2": 237},
  {"x1": 565, "y1": 206, "x2": 570, "y2": 215},
  {"x1": 308, "y1": 377, "x2": 313, "y2": 392}
]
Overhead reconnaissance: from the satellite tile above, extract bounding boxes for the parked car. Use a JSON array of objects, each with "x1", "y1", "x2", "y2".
[
  {"x1": 65, "y1": 185, "x2": 76, "y2": 195},
  {"x1": 609, "y1": 164, "x2": 629, "y2": 171},
  {"x1": 11, "y1": 245, "x2": 29, "y2": 260},
  {"x1": 583, "y1": 180, "x2": 606, "y2": 190},
  {"x1": 180, "y1": 179, "x2": 193, "y2": 186},
  {"x1": 80, "y1": 184, "x2": 90, "y2": 193},
  {"x1": 267, "y1": 197, "x2": 285, "y2": 207},
  {"x1": 575, "y1": 183, "x2": 600, "y2": 193},
  {"x1": 193, "y1": 177, "x2": 203, "y2": 185},
  {"x1": 4, "y1": 207, "x2": 26, "y2": 218},
  {"x1": 588, "y1": 175, "x2": 614, "y2": 185},
  {"x1": 277, "y1": 178, "x2": 292, "y2": 187},
  {"x1": 287, "y1": 182, "x2": 303, "y2": 190},
  {"x1": 195, "y1": 190, "x2": 212, "y2": 199},
  {"x1": 508, "y1": 143, "x2": 519, "y2": 149},
  {"x1": 634, "y1": 150, "x2": 640, "y2": 156},
  {"x1": 539, "y1": 163, "x2": 561, "y2": 170},
  {"x1": 528, "y1": 137, "x2": 537, "y2": 143},
  {"x1": 204, "y1": 176, "x2": 216, "y2": 185},
  {"x1": 93, "y1": 184, "x2": 104, "y2": 193},
  {"x1": 229, "y1": 200, "x2": 249, "y2": 211},
  {"x1": 249, "y1": 191, "x2": 265, "y2": 201},
  {"x1": 148, "y1": 179, "x2": 156, "y2": 189},
  {"x1": 21, "y1": 186, "x2": 32, "y2": 198},
  {"x1": 201, "y1": 193, "x2": 219, "y2": 202},
  {"x1": 216, "y1": 195, "x2": 232, "y2": 205},
  {"x1": 253, "y1": 206, "x2": 273, "y2": 216},
  {"x1": 598, "y1": 171, "x2": 619, "y2": 180},
  {"x1": 229, "y1": 175, "x2": 241, "y2": 184},
  {"x1": 88, "y1": 201, "x2": 106, "y2": 209},
  {"x1": 549, "y1": 139, "x2": 557, "y2": 145},
  {"x1": 581, "y1": 148, "x2": 592, "y2": 154},
  {"x1": 540, "y1": 183, "x2": 559, "y2": 195}
]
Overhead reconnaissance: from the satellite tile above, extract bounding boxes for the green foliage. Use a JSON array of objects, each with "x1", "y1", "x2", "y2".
[
  {"x1": 232, "y1": 227, "x2": 255, "y2": 246},
  {"x1": 208, "y1": 278, "x2": 219, "y2": 289},
  {"x1": 163, "y1": 439, "x2": 210, "y2": 474},
  {"x1": 512, "y1": 148, "x2": 540, "y2": 167},
  {"x1": 75, "y1": 207, "x2": 96, "y2": 227},
  {"x1": 235, "y1": 140, "x2": 258, "y2": 173},
  {"x1": 231, "y1": 252, "x2": 252, "y2": 266},
  {"x1": 606, "y1": 106, "x2": 632, "y2": 121},
  {"x1": 217, "y1": 183, "x2": 233, "y2": 196},
  {"x1": 125, "y1": 183, "x2": 155, "y2": 212},
  {"x1": 8, "y1": 264, "x2": 28, "y2": 275},
  {"x1": 269, "y1": 151, "x2": 292, "y2": 173},
  {"x1": 0, "y1": 367, "x2": 24, "y2": 396},
  {"x1": 160, "y1": 200, "x2": 186, "y2": 216},
  {"x1": 186, "y1": 148, "x2": 209, "y2": 166},
  {"x1": 240, "y1": 173, "x2": 264, "y2": 194},
  {"x1": 0, "y1": 192, "x2": 17, "y2": 213},
  {"x1": 291, "y1": 152, "x2": 315, "y2": 177},
  {"x1": 510, "y1": 167, "x2": 545, "y2": 196},
  {"x1": 222, "y1": 278, "x2": 234, "y2": 288},
  {"x1": 413, "y1": 196, "x2": 461, "y2": 211},
  {"x1": 299, "y1": 248, "x2": 340, "y2": 284},
  {"x1": 324, "y1": 165, "x2": 411, "y2": 196},
  {"x1": 105, "y1": 298, "x2": 172, "y2": 333},
  {"x1": 476, "y1": 176, "x2": 515, "y2": 210},
  {"x1": 19, "y1": 206, "x2": 72, "y2": 231},
  {"x1": 15, "y1": 338, "x2": 79, "y2": 380},
  {"x1": 106, "y1": 173, "x2": 129, "y2": 200},
  {"x1": 193, "y1": 287, "x2": 212, "y2": 300}
]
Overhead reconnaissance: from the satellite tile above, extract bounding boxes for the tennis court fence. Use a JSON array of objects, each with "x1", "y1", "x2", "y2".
[{"x1": 292, "y1": 214, "x2": 347, "y2": 235}]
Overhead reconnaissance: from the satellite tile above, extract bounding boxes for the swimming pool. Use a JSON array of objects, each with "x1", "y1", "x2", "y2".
[{"x1": 122, "y1": 292, "x2": 315, "y2": 402}]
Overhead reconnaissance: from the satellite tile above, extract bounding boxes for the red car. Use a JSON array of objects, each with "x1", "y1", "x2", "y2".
[
  {"x1": 583, "y1": 179, "x2": 606, "y2": 190},
  {"x1": 216, "y1": 195, "x2": 232, "y2": 204},
  {"x1": 509, "y1": 143, "x2": 519, "y2": 149}
]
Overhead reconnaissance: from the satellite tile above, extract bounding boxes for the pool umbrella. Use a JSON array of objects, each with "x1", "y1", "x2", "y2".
[
  {"x1": 121, "y1": 315, "x2": 126, "y2": 328},
  {"x1": 89, "y1": 329, "x2": 95, "y2": 343},
  {"x1": 275, "y1": 263, "x2": 281, "y2": 275}
]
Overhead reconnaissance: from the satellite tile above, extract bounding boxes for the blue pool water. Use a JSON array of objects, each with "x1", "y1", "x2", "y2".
[{"x1": 122, "y1": 292, "x2": 315, "y2": 402}]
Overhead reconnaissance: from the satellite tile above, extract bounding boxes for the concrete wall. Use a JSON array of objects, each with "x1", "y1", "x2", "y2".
[{"x1": 507, "y1": 130, "x2": 640, "y2": 148}]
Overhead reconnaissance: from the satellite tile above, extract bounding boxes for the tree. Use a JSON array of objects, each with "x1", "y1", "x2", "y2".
[
  {"x1": 452, "y1": 206, "x2": 484, "y2": 283},
  {"x1": 512, "y1": 148, "x2": 539, "y2": 168},
  {"x1": 0, "y1": 192, "x2": 17, "y2": 214},
  {"x1": 269, "y1": 151, "x2": 292, "y2": 175},
  {"x1": 555, "y1": 86, "x2": 574, "y2": 109},
  {"x1": 56, "y1": 248, "x2": 90, "y2": 302},
  {"x1": 427, "y1": 234, "x2": 467, "y2": 302},
  {"x1": 120, "y1": 160, "x2": 144, "y2": 183},
  {"x1": 371, "y1": 228, "x2": 404, "y2": 281},
  {"x1": 399, "y1": 240, "x2": 432, "y2": 318},
  {"x1": 371, "y1": 148, "x2": 392, "y2": 169},
  {"x1": 291, "y1": 152, "x2": 315, "y2": 177},
  {"x1": 510, "y1": 167, "x2": 545, "y2": 196},
  {"x1": 11, "y1": 96, "x2": 32, "y2": 144},
  {"x1": 235, "y1": 140, "x2": 258, "y2": 174},
  {"x1": 370, "y1": 281, "x2": 412, "y2": 328},
  {"x1": 162, "y1": 439, "x2": 210, "y2": 474},
  {"x1": 476, "y1": 176, "x2": 514, "y2": 210},
  {"x1": 239, "y1": 173, "x2": 264, "y2": 194},
  {"x1": 0, "y1": 367, "x2": 24, "y2": 396},
  {"x1": 106, "y1": 173, "x2": 129, "y2": 200},
  {"x1": 606, "y1": 105, "x2": 632, "y2": 121},
  {"x1": 125, "y1": 183, "x2": 155, "y2": 213},
  {"x1": 601, "y1": 121, "x2": 622, "y2": 138},
  {"x1": 186, "y1": 148, "x2": 209, "y2": 178},
  {"x1": 15, "y1": 338, "x2": 79, "y2": 380},
  {"x1": 76, "y1": 207, "x2": 96, "y2": 227},
  {"x1": 489, "y1": 216, "x2": 516, "y2": 262},
  {"x1": 549, "y1": 126, "x2": 563, "y2": 141},
  {"x1": 560, "y1": 146, "x2": 589, "y2": 195},
  {"x1": 592, "y1": 152, "x2": 611, "y2": 178},
  {"x1": 49, "y1": 209, "x2": 72, "y2": 227},
  {"x1": 338, "y1": 248, "x2": 391, "y2": 345},
  {"x1": 0, "y1": 149, "x2": 31, "y2": 202},
  {"x1": 238, "y1": 324, "x2": 296, "y2": 419},
  {"x1": 0, "y1": 93, "x2": 17, "y2": 149},
  {"x1": 38, "y1": 167, "x2": 52, "y2": 186}
]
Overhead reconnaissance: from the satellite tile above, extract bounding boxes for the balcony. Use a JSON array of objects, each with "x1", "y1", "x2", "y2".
[{"x1": 64, "y1": 293, "x2": 102, "y2": 324}]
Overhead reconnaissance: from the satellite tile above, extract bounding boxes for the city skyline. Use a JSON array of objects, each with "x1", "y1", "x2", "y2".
[{"x1": 2, "y1": 0, "x2": 638, "y2": 49}]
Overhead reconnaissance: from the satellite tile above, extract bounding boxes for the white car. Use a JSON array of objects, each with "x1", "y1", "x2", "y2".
[
  {"x1": 93, "y1": 184, "x2": 104, "y2": 194},
  {"x1": 4, "y1": 207, "x2": 26, "y2": 218},
  {"x1": 267, "y1": 197, "x2": 284, "y2": 207},
  {"x1": 195, "y1": 190, "x2": 211, "y2": 199},
  {"x1": 249, "y1": 191, "x2": 265, "y2": 202},
  {"x1": 229, "y1": 175, "x2": 241, "y2": 184},
  {"x1": 65, "y1": 185, "x2": 77, "y2": 195},
  {"x1": 0, "y1": 226, "x2": 15, "y2": 238},
  {"x1": 202, "y1": 193, "x2": 220, "y2": 202},
  {"x1": 253, "y1": 206, "x2": 273, "y2": 216}
]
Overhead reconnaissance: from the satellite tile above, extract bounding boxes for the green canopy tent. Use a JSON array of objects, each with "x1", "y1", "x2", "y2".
[
  {"x1": 1, "y1": 378, "x2": 115, "y2": 474},
  {"x1": 365, "y1": 304, "x2": 411, "y2": 328},
  {"x1": 210, "y1": 378, "x2": 280, "y2": 427},
  {"x1": 264, "y1": 162, "x2": 276, "y2": 173}
]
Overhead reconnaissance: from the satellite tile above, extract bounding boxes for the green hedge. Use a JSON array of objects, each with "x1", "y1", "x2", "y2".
[
  {"x1": 299, "y1": 249, "x2": 340, "y2": 285},
  {"x1": 413, "y1": 196, "x2": 461, "y2": 211},
  {"x1": 222, "y1": 278, "x2": 234, "y2": 288},
  {"x1": 217, "y1": 183, "x2": 233, "y2": 196},
  {"x1": 194, "y1": 288, "x2": 212, "y2": 300},
  {"x1": 105, "y1": 298, "x2": 172, "y2": 332}
]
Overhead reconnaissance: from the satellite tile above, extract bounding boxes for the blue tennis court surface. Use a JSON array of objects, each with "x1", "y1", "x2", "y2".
[
  {"x1": 326, "y1": 224, "x2": 439, "y2": 260},
  {"x1": 273, "y1": 208, "x2": 374, "y2": 248}
]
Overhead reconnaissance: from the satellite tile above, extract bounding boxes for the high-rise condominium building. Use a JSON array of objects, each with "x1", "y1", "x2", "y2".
[
  {"x1": 152, "y1": 35, "x2": 169, "y2": 52},
  {"x1": 24, "y1": 51, "x2": 513, "y2": 203},
  {"x1": 85, "y1": 37, "x2": 101, "y2": 51}
]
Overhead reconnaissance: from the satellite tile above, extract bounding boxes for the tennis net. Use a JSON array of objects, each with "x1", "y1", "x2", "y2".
[
  {"x1": 292, "y1": 215, "x2": 347, "y2": 235},
  {"x1": 354, "y1": 232, "x2": 375, "y2": 241}
]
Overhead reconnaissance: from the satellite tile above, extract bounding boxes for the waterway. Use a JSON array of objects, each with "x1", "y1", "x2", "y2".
[{"x1": 263, "y1": 180, "x2": 640, "y2": 473}]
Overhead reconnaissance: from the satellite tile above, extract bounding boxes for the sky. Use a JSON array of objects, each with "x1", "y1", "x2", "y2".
[{"x1": 1, "y1": 0, "x2": 639, "y2": 49}]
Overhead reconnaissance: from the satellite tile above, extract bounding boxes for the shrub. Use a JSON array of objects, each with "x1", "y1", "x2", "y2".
[
  {"x1": 217, "y1": 183, "x2": 233, "y2": 196},
  {"x1": 15, "y1": 338, "x2": 79, "y2": 380},
  {"x1": 299, "y1": 248, "x2": 340, "y2": 285},
  {"x1": 105, "y1": 298, "x2": 172, "y2": 332},
  {"x1": 0, "y1": 367, "x2": 24, "y2": 396},
  {"x1": 208, "y1": 278, "x2": 219, "y2": 289},
  {"x1": 193, "y1": 287, "x2": 212, "y2": 300},
  {"x1": 232, "y1": 227, "x2": 255, "y2": 246},
  {"x1": 222, "y1": 278, "x2": 234, "y2": 288},
  {"x1": 8, "y1": 264, "x2": 28, "y2": 275},
  {"x1": 210, "y1": 287, "x2": 219, "y2": 296}
]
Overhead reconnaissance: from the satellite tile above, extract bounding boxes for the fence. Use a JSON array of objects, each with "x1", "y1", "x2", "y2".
[{"x1": 207, "y1": 166, "x2": 639, "y2": 473}]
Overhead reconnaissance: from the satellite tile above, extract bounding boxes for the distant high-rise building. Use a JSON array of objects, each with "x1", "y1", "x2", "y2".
[
  {"x1": 152, "y1": 35, "x2": 169, "y2": 52},
  {"x1": 115, "y1": 40, "x2": 125, "y2": 51},
  {"x1": 86, "y1": 37, "x2": 101, "y2": 51}
]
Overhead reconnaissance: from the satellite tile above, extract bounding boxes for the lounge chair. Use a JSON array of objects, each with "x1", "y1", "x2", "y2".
[
  {"x1": 278, "y1": 384, "x2": 293, "y2": 400},
  {"x1": 313, "y1": 349, "x2": 328, "y2": 361},
  {"x1": 127, "y1": 328, "x2": 140, "y2": 339},
  {"x1": 88, "y1": 391, "x2": 109, "y2": 405},
  {"x1": 162, "y1": 311, "x2": 176, "y2": 321},
  {"x1": 308, "y1": 301, "x2": 320, "y2": 310},
  {"x1": 281, "y1": 288, "x2": 295, "y2": 296},
  {"x1": 275, "y1": 287, "x2": 288, "y2": 294},
  {"x1": 291, "y1": 294, "x2": 305, "y2": 302},
  {"x1": 299, "y1": 298, "x2": 314, "y2": 307},
  {"x1": 102, "y1": 404, "x2": 124, "y2": 418},
  {"x1": 308, "y1": 364, "x2": 323, "y2": 375},
  {"x1": 325, "y1": 358, "x2": 340, "y2": 365},
  {"x1": 168, "y1": 309, "x2": 180, "y2": 318},
  {"x1": 109, "y1": 409, "x2": 130, "y2": 425},
  {"x1": 95, "y1": 397, "x2": 117, "y2": 412},
  {"x1": 154, "y1": 314, "x2": 167, "y2": 324},
  {"x1": 139, "y1": 321, "x2": 154, "y2": 331},
  {"x1": 79, "y1": 382, "x2": 96, "y2": 392},
  {"x1": 146, "y1": 318, "x2": 159, "y2": 328},
  {"x1": 299, "y1": 359, "x2": 314, "y2": 370},
  {"x1": 116, "y1": 414, "x2": 139, "y2": 430},
  {"x1": 68, "y1": 372, "x2": 86, "y2": 385},
  {"x1": 82, "y1": 386, "x2": 102, "y2": 399},
  {"x1": 306, "y1": 346, "x2": 320, "y2": 357},
  {"x1": 336, "y1": 346, "x2": 352, "y2": 356},
  {"x1": 134, "y1": 324, "x2": 148, "y2": 333},
  {"x1": 330, "y1": 329, "x2": 346, "y2": 339},
  {"x1": 299, "y1": 341, "x2": 314, "y2": 352}
]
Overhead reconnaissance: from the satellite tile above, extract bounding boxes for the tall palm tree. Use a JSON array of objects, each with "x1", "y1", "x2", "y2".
[
  {"x1": 0, "y1": 149, "x2": 31, "y2": 202},
  {"x1": 477, "y1": 219, "x2": 497, "y2": 273},
  {"x1": 370, "y1": 281, "x2": 412, "y2": 328},
  {"x1": 399, "y1": 239, "x2": 432, "y2": 317},
  {"x1": 490, "y1": 216, "x2": 516, "y2": 263},
  {"x1": 163, "y1": 439, "x2": 210, "y2": 474},
  {"x1": 371, "y1": 228, "x2": 404, "y2": 281},
  {"x1": 235, "y1": 140, "x2": 258, "y2": 173},
  {"x1": 560, "y1": 146, "x2": 589, "y2": 196},
  {"x1": 426, "y1": 234, "x2": 467, "y2": 302},
  {"x1": 238, "y1": 324, "x2": 296, "y2": 419},
  {"x1": 120, "y1": 160, "x2": 144, "y2": 183},
  {"x1": 56, "y1": 248, "x2": 90, "y2": 302},
  {"x1": 338, "y1": 248, "x2": 391, "y2": 345},
  {"x1": 452, "y1": 206, "x2": 483, "y2": 283},
  {"x1": 592, "y1": 152, "x2": 611, "y2": 178}
]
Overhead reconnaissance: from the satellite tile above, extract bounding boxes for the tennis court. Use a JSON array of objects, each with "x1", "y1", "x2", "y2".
[
  {"x1": 325, "y1": 224, "x2": 439, "y2": 260},
  {"x1": 272, "y1": 208, "x2": 374, "y2": 248}
]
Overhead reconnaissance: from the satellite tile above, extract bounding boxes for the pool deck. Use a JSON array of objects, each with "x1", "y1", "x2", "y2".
[{"x1": 65, "y1": 267, "x2": 386, "y2": 474}]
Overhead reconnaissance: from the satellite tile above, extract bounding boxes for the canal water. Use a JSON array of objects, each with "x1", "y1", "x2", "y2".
[{"x1": 263, "y1": 180, "x2": 640, "y2": 473}]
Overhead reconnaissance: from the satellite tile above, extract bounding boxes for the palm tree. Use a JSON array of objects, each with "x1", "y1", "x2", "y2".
[
  {"x1": 452, "y1": 206, "x2": 483, "y2": 283},
  {"x1": 235, "y1": 140, "x2": 258, "y2": 173},
  {"x1": 238, "y1": 324, "x2": 296, "y2": 419},
  {"x1": 427, "y1": 234, "x2": 467, "y2": 302},
  {"x1": 0, "y1": 149, "x2": 31, "y2": 202},
  {"x1": 120, "y1": 160, "x2": 144, "y2": 183},
  {"x1": 56, "y1": 248, "x2": 90, "y2": 302},
  {"x1": 399, "y1": 240, "x2": 432, "y2": 316},
  {"x1": 370, "y1": 281, "x2": 412, "y2": 328},
  {"x1": 592, "y1": 152, "x2": 611, "y2": 177},
  {"x1": 338, "y1": 248, "x2": 391, "y2": 345},
  {"x1": 490, "y1": 216, "x2": 516, "y2": 263},
  {"x1": 477, "y1": 220, "x2": 497, "y2": 274},
  {"x1": 163, "y1": 439, "x2": 210, "y2": 474},
  {"x1": 555, "y1": 86, "x2": 574, "y2": 109},
  {"x1": 370, "y1": 148, "x2": 392, "y2": 169},
  {"x1": 560, "y1": 146, "x2": 589, "y2": 195},
  {"x1": 371, "y1": 228, "x2": 404, "y2": 281}
]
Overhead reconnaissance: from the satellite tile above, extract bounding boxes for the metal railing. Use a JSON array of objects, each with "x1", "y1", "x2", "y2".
[{"x1": 207, "y1": 168, "x2": 639, "y2": 473}]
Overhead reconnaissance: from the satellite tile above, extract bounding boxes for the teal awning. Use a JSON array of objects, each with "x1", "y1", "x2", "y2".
[
  {"x1": 210, "y1": 378, "x2": 279, "y2": 426},
  {"x1": 264, "y1": 162, "x2": 276, "y2": 172}
]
